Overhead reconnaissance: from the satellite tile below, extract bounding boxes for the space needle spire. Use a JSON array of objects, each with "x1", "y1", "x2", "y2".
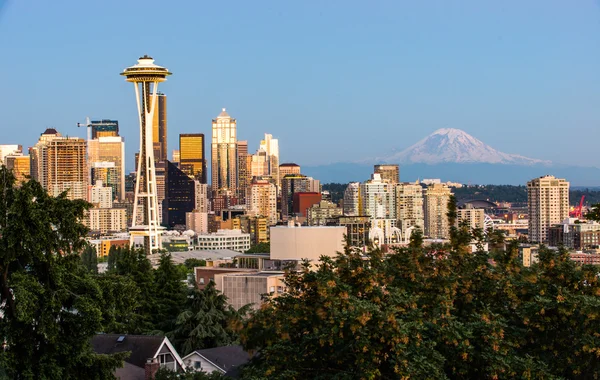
[{"x1": 121, "y1": 55, "x2": 171, "y2": 254}]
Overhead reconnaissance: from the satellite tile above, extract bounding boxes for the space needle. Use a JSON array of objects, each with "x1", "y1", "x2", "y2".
[{"x1": 121, "y1": 55, "x2": 171, "y2": 254}]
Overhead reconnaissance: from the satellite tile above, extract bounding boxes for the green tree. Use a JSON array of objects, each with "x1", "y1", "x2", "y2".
[
  {"x1": 240, "y1": 215, "x2": 600, "y2": 379},
  {"x1": 152, "y1": 252, "x2": 187, "y2": 334},
  {"x1": 0, "y1": 169, "x2": 126, "y2": 379},
  {"x1": 245, "y1": 242, "x2": 270, "y2": 253},
  {"x1": 81, "y1": 244, "x2": 99, "y2": 274},
  {"x1": 184, "y1": 258, "x2": 207, "y2": 270},
  {"x1": 96, "y1": 274, "x2": 142, "y2": 333},
  {"x1": 170, "y1": 281, "x2": 249, "y2": 356},
  {"x1": 110, "y1": 245, "x2": 156, "y2": 333}
]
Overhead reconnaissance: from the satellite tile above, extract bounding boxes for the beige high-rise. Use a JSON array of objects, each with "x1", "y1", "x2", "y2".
[
  {"x1": 247, "y1": 179, "x2": 278, "y2": 225},
  {"x1": 423, "y1": 183, "x2": 452, "y2": 239},
  {"x1": 396, "y1": 181, "x2": 424, "y2": 234},
  {"x1": 374, "y1": 164, "x2": 400, "y2": 184},
  {"x1": 88, "y1": 136, "x2": 125, "y2": 201},
  {"x1": 211, "y1": 109, "x2": 237, "y2": 197},
  {"x1": 527, "y1": 175, "x2": 569, "y2": 243},
  {"x1": 5, "y1": 155, "x2": 30, "y2": 184},
  {"x1": 30, "y1": 129, "x2": 87, "y2": 200}
]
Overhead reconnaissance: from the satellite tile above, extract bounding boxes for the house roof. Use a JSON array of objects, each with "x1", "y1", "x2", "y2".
[
  {"x1": 185, "y1": 345, "x2": 251, "y2": 374},
  {"x1": 115, "y1": 362, "x2": 145, "y2": 380},
  {"x1": 91, "y1": 334, "x2": 165, "y2": 368}
]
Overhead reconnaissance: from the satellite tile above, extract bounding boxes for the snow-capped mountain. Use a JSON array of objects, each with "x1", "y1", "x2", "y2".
[{"x1": 383, "y1": 128, "x2": 550, "y2": 165}]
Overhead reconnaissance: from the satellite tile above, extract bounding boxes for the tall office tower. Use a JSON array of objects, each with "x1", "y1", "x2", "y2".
[
  {"x1": 172, "y1": 150, "x2": 180, "y2": 164},
  {"x1": 423, "y1": 183, "x2": 452, "y2": 239},
  {"x1": 5, "y1": 154, "x2": 30, "y2": 184},
  {"x1": 211, "y1": 108, "x2": 237, "y2": 197},
  {"x1": 179, "y1": 133, "x2": 207, "y2": 183},
  {"x1": 152, "y1": 92, "x2": 167, "y2": 162},
  {"x1": 194, "y1": 181, "x2": 210, "y2": 213},
  {"x1": 280, "y1": 174, "x2": 312, "y2": 219},
  {"x1": 251, "y1": 149, "x2": 269, "y2": 177},
  {"x1": 162, "y1": 161, "x2": 195, "y2": 228},
  {"x1": 236, "y1": 140, "x2": 251, "y2": 204},
  {"x1": 279, "y1": 163, "x2": 300, "y2": 178},
  {"x1": 247, "y1": 179, "x2": 277, "y2": 225},
  {"x1": 343, "y1": 182, "x2": 361, "y2": 216},
  {"x1": 396, "y1": 181, "x2": 424, "y2": 235},
  {"x1": 527, "y1": 175, "x2": 570, "y2": 243},
  {"x1": 88, "y1": 136, "x2": 125, "y2": 201},
  {"x1": 121, "y1": 55, "x2": 171, "y2": 253},
  {"x1": 360, "y1": 173, "x2": 396, "y2": 220},
  {"x1": 90, "y1": 120, "x2": 119, "y2": 139},
  {"x1": 374, "y1": 164, "x2": 400, "y2": 184},
  {"x1": 259, "y1": 133, "x2": 280, "y2": 187},
  {"x1": 0, "y1": 145, "x2": 22, "y2": 162}
]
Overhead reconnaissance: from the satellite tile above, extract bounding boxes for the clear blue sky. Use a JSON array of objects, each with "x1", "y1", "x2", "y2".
[{"x1": 1, "y1": 0, "x2": 599, "y2": 171}]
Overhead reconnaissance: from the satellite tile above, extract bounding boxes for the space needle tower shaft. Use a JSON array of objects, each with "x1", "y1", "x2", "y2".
[{"x1": 121, "y1": 55, "x2": 171, "y2": 254}]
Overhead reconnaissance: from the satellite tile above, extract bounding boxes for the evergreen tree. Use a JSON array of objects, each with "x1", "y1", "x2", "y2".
[
  {"x1": 0, "y1": 168, "x2": 126, "y2": 379},
  {"x1": 170, "y1": 281, "x2": 248, "y2": 355},
  {"x1": 110, "y1": 246, "x2": 156, "y2": 333},
  {"x1": 152, "y1": 252, "x2": 187, "y2": 334},
  {"x1": 81, "y1": 244, "x2": 99, "y2": 274}
]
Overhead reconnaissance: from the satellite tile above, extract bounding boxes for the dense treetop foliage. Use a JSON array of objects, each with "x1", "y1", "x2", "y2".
[{"x1": 239, "y1": 208, "x2": 600, "y2": 379}]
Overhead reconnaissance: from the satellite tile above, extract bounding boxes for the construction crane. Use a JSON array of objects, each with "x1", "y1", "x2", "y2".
[
  {"x1": 570, "y1": 195, "x2": 585, "y2": 218},
  {"x1": 77, "y1": 117, "x2": 92, "y2": 141}
]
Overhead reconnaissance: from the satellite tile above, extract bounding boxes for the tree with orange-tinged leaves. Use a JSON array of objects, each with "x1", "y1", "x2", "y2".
[{"x1": 239, "y1": 197, "x2": 600, "y2": 379}]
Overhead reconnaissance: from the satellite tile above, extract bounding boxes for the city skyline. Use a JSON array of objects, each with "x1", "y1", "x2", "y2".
[{"x1": 1, "y1": 1, "x2": 600, "y2": 170}]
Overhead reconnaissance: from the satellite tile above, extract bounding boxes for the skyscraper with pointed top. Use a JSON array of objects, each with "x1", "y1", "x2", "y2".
[{"x1": 211, "y1": 108, "x2": 237, "y2": 197}]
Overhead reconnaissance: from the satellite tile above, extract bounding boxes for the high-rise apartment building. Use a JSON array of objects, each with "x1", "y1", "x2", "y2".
[
  {"x1": 179, "y1": 133, "x2": 207, "y2": 183},
  {"x1": 259, "y1": 133, "x2": 280, "y2": 187},
  {"x1": 307, "y1": 200, "x2": 343, "y2": 226},
  {"x1": 343, "y1": 182, "x2": 361, "y2": 216},
  {"x1": 396, "y1": 181, "x2": 424, "y2": 234},
  {"x1": 194, "y1": 181, "x2": 210, "y2": 213},
  {"x1": 374, "y1": 164, "x2": 399, "y2": 184},
  {"x1": 456, "y1": 205, "x2": 486, "y2": 232},
  {"x1": 152, "y1": 92, "x2": 167, "y2": 162},
  {"x1": 360, "y1": 173, "x2": 396, "y2": 220},
  {"x1": 89, "y1": 180, "x2": 113, "y2": 209},
  {"x1": 423, "y1": 183, "x2": 452, "y2": 239},
  {"x1": 250, "y1": 149, "x2": 269, "y2": 177},
  {"x1": 279, "y1": 163, "x2": 301, "y2": 178},
  {"x1": 527, "y1": 175, "x2": 570, "y2": 243},
  {"x1": 87, "y1": 136, "x2": 125, "y2": 201},
  {"x1": 5, "y1": 154, "x2": 30, "y2": 184},
  {"x1": 90, "y1": 120, "x2": 119, "y2": 139},
  {"x1": 211, "y1": 108, "x2": 237, "y2": 197},
  {"x1": 247, "y1": 179, "x2": 277, "y2": 225},
  {"x1": 30, "y1": 129, "x2": 87, "y2": 200}
]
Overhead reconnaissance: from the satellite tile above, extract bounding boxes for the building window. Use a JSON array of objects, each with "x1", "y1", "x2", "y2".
[{"x1": 199, "y1": 277, "x2": 205, "y2": 284}]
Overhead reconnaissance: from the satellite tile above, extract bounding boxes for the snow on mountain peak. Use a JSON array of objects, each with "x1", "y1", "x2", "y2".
[{"x1": 383, "y1": 129, "x2": 550, "y2": 166}]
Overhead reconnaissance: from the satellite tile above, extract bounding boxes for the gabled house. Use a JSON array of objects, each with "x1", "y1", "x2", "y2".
[
  {"x1": 92, "y1": 334, "x2": 185, "y2": 380},
  {"x1": 182, "y1": 345, "x2": 251, "y2": 377}
]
